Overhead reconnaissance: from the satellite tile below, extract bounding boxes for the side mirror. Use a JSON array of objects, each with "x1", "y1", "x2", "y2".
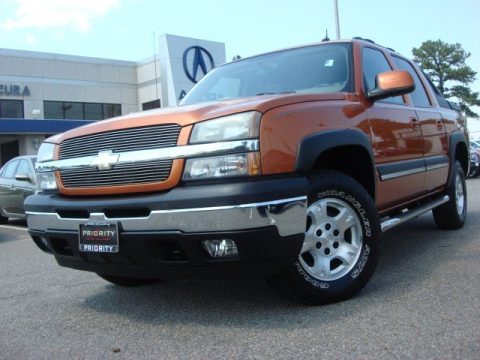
[
  {"x1": 367, "y1": 70, "x2": 415, "y2": 101},
  {"x1": 15, "y1": 174, "x2": 31, "y2": 182}
]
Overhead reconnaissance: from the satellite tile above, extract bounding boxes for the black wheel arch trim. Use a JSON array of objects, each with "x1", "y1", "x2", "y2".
[
  {"x1": 295, "y1": 129, "x2": 376, "y2": 197},
  {"x1": 295, "y1": 129, "x2": 375, "y2": 172},
  {"x1": 448, "y1": 130, "x2": 469, "y2": 185}
]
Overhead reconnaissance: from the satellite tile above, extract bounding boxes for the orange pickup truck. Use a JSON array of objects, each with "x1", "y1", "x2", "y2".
[{"x1": 26, "y1": 38, "x2": 468, "y2": 304}]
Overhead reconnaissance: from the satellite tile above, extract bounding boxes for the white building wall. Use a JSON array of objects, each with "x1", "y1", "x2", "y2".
[
  {"x1": 0, "y1": 49, "x2": 138, "y2": 119},
  {"x1": 136, "y1": 58, "x2": 163, "y2": 108}
]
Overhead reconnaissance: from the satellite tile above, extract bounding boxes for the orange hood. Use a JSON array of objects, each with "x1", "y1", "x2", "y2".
[{"x1": 46, "y1": 93, "x2": 346, "y2": 143}]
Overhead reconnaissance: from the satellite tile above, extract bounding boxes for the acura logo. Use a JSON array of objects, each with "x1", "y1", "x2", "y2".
[
  {"x1": 183, "y1": 46, "x2": 215, "y2": 83},
  {"x1": 90, "y1": 150, "x2": 119, "y2": 170}
]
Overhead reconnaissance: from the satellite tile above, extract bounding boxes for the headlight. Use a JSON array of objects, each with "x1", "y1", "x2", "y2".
[
  {"x1": 37, "y1": 172, "x2": 58, "y2": 190},
  {"x1": 37, "y1": 142, "x2": 56, "y2": 163},
  {"x1": 183, "y1": 153, "x2": 261, "y2": 180},
  {"x1": 36, "y1": 142, "x2": 58, "y2": 190},
  {"x1": 190, "y1": 111, "x2": 261, "y2": 144}
]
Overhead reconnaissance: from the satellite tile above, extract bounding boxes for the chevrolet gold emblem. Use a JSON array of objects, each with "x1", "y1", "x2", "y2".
[{"x1": 90, "y1": 150, "x2": 119, "y2": 170}]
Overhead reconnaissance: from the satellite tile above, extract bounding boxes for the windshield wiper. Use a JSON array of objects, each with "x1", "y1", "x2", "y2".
[{"x1": 256, "y1": 91, "x2": 296, "y2": 96}]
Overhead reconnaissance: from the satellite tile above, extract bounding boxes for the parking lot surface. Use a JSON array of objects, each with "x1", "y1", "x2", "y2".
[{"x1": 1, "y1": 181, "x2": 479, "y2": 360}]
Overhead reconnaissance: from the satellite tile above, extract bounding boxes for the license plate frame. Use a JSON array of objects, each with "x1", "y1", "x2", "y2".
[{"x1": 79, "y1": 221, "x2": 119, "y2": 253}]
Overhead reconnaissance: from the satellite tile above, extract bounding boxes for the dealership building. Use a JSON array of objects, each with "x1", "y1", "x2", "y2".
[{"x1": 0, "y1": 34, "x2": 226, "y2": 165}]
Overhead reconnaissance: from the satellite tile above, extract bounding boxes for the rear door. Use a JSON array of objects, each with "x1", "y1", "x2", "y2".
[
  {"x1": 391, "y1": 56, "x2": 448, "y2": 191},
  {"x1": 362, "y1": 47, "x2": 425, "y2": 210}
]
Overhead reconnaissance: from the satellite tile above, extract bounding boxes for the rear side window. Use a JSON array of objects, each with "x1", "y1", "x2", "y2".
[
  {"x1": 1, "y1": 160, "x2": 18, "y2": 178},
  {"x1": 392, "y1": 56, "x2": 431, "y2": 108},
  {"x1": 362, "y1": 48, "x2": 403, "y2": 105},
  {"x1": 421, "y1": 71, "x2": 450, "y2": 108}
]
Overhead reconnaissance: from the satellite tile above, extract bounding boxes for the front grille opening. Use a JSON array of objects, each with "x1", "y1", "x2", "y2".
[
  {"x1": 58, "y1": 123, "x2": 180, "y2": 190},
  {"x1": 57, "y1": 210, "x2": 90, "y2": 219},
  {"x1": 49, "y1": 237, "x2": 74, "y2": 256},
  {"x1": 104, "y1": 208, "x2": 151, "y2": 218},
  {"x1": 147, "y1": 240, "x2": 189, "y2": 262}
]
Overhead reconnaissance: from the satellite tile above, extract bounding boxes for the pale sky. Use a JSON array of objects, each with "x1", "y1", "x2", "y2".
[{"x1": 1, "y1": 0, "x2": 479, "y2": 132}]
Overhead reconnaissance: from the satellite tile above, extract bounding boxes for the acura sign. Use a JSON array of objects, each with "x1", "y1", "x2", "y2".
[
  {"x1": 182, "y1": 46, "x2": 215, "y2": 84},
  {"x1": 0, "y1": 84, "x2": 30, "y2": 97}
]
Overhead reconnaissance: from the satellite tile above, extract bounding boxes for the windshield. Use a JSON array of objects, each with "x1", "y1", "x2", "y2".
[{"x1": 181, "y1": 43, "x2": 353, "y2": 105}]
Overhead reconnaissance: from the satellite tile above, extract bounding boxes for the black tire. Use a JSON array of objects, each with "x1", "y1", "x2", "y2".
[
  {"x1": 433, "y1": 161, "x2": 467, "y2": 229},
  {"x1": 268, "y1": 170, "x2": 381, "y2": 305},
  {"x1": 0, "y1": 216, "x2": 8, "y2": 224},
  {"x1": 97, "y1": 274, "x2": 163, "y2": 287}
]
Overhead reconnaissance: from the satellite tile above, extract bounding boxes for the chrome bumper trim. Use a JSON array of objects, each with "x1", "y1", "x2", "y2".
[
  {"x1": 36, "y1": 139, "x2": 260, "y2": 173},
  {"x1": 26, "y1": 196, "x2": 307, "y2": 237}
]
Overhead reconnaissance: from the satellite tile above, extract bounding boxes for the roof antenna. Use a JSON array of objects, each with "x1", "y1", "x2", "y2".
[{"x1": 322, "y1": 29, "x2": 330, "y2": 42}]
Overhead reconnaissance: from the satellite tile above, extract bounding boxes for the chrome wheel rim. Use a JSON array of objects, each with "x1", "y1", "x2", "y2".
[
  {"x1": 455, "y1": 173, "x2": 465, "y2": 215},
  {"x1": 300, "y1": 197, "x2": 363, "y2": 281}
]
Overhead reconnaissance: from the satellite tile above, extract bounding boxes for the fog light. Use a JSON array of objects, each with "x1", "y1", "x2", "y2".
[{"x1": 202, "y1": 239, "x2": 238, "y2": 258}]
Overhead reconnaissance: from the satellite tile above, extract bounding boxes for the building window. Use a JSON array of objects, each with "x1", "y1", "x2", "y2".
[
  {"x1": 0, "y1": 100, "x2": 24, "y2": 118},
  {"x1": 84, "y1": 103, "x2": 103, "y2": 120},
  {"x1": 44, "y1": 101, "x2": 121, "y2": 120},
  {"x1": 103, "y1": 103, "x2": 122, "y2": 119},
  {"x1": 142, "y1": 99, "x2": 161, "y2": 111}
]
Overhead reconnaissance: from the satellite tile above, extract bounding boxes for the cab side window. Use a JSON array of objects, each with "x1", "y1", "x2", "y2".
[
  {"x1": 362, "y1": 47, "x2": 404, "y2": 105},
  {"x1": 392, "y1": 56, "x2": 431, "y2": 108}
]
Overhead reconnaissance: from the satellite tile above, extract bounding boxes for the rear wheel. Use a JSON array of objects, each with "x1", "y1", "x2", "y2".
[
  {"x1": 0, "y1": 216, "x2": 8, "y2": 224},
  {"x1": 433, "y1": 161, "x2": 467, "y2": 229},
  {"x1": 97, "y1": 274, "x2": 163, "y2": 287},
  {"x1": 268, "y1": 170, "x2": 381, "y2": 305}
]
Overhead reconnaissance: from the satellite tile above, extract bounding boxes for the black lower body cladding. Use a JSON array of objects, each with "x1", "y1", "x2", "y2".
[{"x1": 25, "y1": 177, "x2": 308, "y2": 279}]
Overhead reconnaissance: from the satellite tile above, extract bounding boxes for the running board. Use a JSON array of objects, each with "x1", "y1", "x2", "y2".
[{"x1": 381, "y1": 195, "x2": 450, "y2": 233}]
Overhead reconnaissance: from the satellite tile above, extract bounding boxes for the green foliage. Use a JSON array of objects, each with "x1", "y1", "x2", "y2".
[{"x1": 413, "y1": 40, "x2": 479, "y2": 118}]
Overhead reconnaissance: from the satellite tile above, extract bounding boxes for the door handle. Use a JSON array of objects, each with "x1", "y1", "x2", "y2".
[
  {"x1": 10, "y1": 184, "x2": 15, "y2": 190},
  {"x1": 410, "y1": 117, "x2": 419, "y2": 130}
]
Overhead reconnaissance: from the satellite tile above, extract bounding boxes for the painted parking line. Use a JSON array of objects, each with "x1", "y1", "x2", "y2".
[{"x1": 0, "y1": 225, "x2": 29, "y2": 231}]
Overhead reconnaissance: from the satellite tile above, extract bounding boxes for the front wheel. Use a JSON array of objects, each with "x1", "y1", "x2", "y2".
[
  {"x1": 97, "y1": 274, "x2": 163, "y2": 287},
  {"x1": 268, "y1": 170, "x2": 381, "y2": 305}
]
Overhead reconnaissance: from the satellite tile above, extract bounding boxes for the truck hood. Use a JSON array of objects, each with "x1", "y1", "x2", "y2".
[{"x1": 47, "y1": 93, "x2": 347, "y2": 143}]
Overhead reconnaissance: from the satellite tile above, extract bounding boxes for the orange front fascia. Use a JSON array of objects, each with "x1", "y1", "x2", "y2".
[{"x1": 56, "y1": 126, "x2": 192, "y2": 196}]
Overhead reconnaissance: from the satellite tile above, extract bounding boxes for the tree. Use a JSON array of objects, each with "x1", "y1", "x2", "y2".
[{"x1": 412, "y1": 40, "x2": 480, "y2": 118}]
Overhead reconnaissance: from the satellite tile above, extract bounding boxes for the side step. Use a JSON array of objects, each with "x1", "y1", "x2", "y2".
[{"x1": 380, "y1": 195, "x2": 450, "y2": 233}]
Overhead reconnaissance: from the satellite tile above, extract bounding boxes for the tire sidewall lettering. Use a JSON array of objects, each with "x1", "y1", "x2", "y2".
[{"x1": 294, "y1": 261, "x2": 330, "y2": 288}]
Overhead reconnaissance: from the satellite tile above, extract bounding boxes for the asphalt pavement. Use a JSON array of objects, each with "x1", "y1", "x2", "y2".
[{"x1": 0, "y1": 181, "x2": 479, "y2": 359}]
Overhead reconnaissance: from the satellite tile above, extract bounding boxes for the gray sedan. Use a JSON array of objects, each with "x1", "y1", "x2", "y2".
[{"x1": 0, "y1": 155, "x2": 37, "y2": 223}]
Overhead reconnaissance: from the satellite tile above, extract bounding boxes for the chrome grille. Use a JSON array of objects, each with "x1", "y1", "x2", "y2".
[
  {"x1": 59, "y1": 124, "x2": 180, "y2": 188},
  {"x1": 60, "y1": 160, "x2": 173, "y2": 188},
  {"x1": 59, "y1": 124, "x2": 181, "y2": 159}
]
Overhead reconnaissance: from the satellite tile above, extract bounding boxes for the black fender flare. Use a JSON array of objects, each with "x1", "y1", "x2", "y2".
[
  {"x1": 295, "y1": 129, "x2": 375, "y2": 171},
  {"x1": 447, "y1": 130, "x2": 469, "y2": 185},
  {"x1": 295, "y1": 129, "x2": 376, "y2": 196}
]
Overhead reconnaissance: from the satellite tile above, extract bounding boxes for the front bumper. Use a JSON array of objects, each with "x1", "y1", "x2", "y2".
[{"x1": 26, "y1": 177, "x2": 308, "y2": 278}]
